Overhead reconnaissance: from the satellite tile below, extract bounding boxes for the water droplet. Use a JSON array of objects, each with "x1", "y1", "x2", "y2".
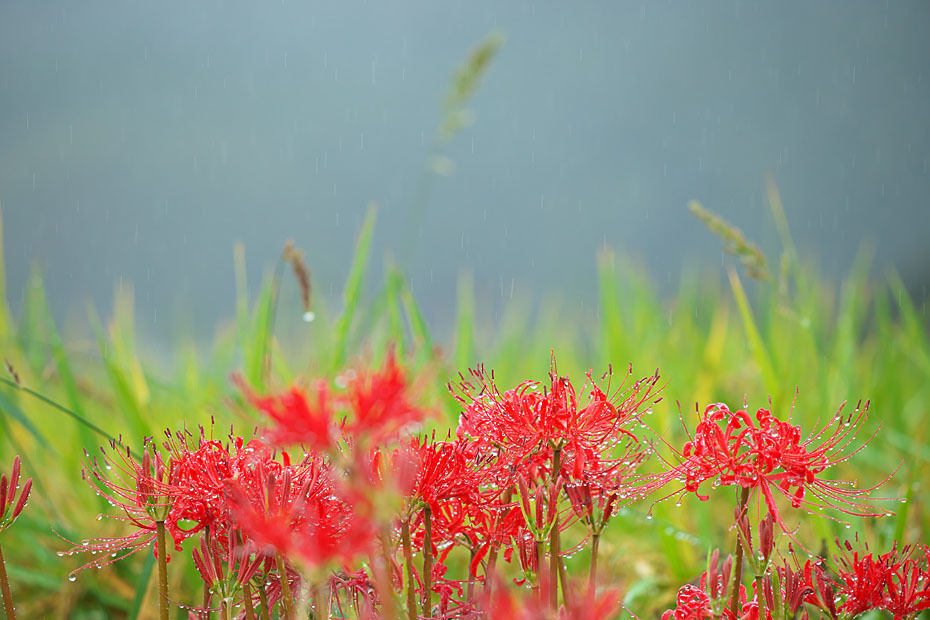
[
  {"x1": 302, "y1": 311, "x2": 316, "y2": 323},
  {"x1": 68, "y1": 574, "x2": 77, "y2": 582}
]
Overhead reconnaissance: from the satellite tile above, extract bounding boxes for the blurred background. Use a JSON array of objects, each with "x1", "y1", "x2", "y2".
[{"x1": 2, "y1": 0, "x2": 929, "y2": 348}]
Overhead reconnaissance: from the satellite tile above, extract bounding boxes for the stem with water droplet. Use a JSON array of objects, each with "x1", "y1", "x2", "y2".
[
  {"x1": 423, "y1": 506, "x2": 434, "y2": 616},
  {"x1": 276, "y1": 554, "x2": 295, "y2": 620},
  {"x1": 155, "y1": 520, "x2": 169, "y2": 620},
  {"x1": 729, "y1": 487, "x2": 750, "y2": 617},
  {"x1": 0, "y1": 542, "x2": 16, "y2": 620}
]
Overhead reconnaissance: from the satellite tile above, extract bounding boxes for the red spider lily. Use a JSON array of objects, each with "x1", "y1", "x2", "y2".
[
  {"x1": 242, "y1": 379, "x2": 337, "y2": 450},
  {"x1": 0, "y1": 455, "x2": 32, "y2": 535},
  {"x1": 65, "y1": 438, "x2": 178, "y2": 571},
  {"x1": 245, "y1": 351, "x2": 430, "y2": 451},
  {"x1": 343, "y1": 350, "x2": 431, "y2": 444},
  {"x1": 883, "y1": 544, "x2": 930, "y2": 619},
  {"x1": 663, "y1": 581, "x2": 768, "y2": 620},
  {"x1": 653, "y1": 401, "x2": 894, "y2": 531},
  {"x1": 661, "y1": 551, "x2": 733, "y2": 620},
  {"x1": 165, "y1": 435, "x2": 277, "y2": 548},
  {"x1": 830, "y1": 537, "x2": 889, "y2": 616},
  {"x1": 662, "y1": 584, "x2": 712, "y2": 620},
  {"x1": 391, "y1": 436, "x2": 484, "y2": 519},
  {"x1": 450, "y1": 356, "x2": 658, "y2": 476},
  {"x1": 226, "y1": 460, "x2": 375, "y2": 568}
]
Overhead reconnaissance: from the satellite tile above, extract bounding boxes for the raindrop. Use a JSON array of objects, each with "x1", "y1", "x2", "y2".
[
  {"x1": 68, "y1": 574, "x2": 77, "y2": 582},
  {"x1": 303, "y1": 311, "x2": 316, "y2": 323}
]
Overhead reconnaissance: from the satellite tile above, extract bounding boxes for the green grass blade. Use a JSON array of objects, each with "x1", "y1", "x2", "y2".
[
  {"x1": 727, "y1": 266, "x2": 779, "y2": 398},
  {"x1": 331, "y1": 204, "x2": 378, "y2": 371},
  {"x1": 127, "y1": 549, "x2": 155, "y2": 620},
  {"x1": 0, "y1": 387, "x2": 53, "y2": 452},
  {"x1": 455, "y1": 270, "x2": 475, "y2": 371}
]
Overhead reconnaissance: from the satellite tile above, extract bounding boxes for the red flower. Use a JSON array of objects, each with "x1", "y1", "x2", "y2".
[
  {"x1": 245, "y1": 351, "x2": 430, "y2": 451},
  {"x1": 451, "y1": 355, "x2": 657, "y2": 478},
  {"x1": 66, "y1": 438, "x2": 178, "y2": 573},
  {"x1": 226, "y1": 455, "x2": 375, "y2": 568},
  {"x1": 244, "y1": 380, "x2": 336, "y2": 450},
  {"x1": 654, "y1": 401, "x2": 893, "y2": 530}
]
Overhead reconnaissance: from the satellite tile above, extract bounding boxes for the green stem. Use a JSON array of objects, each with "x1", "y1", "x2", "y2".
[
  {"x1": 466, "y1": 546, "x2": 476, "y2": 602},
  {"x1": 256, "y1": 579, "x2": 271, "y2": 620},
  {"x1": 401, "y1": 519, "x2": 417, "y2": 620},
  {"x1": 155, "y1": 521, "x2": 169, "y2": 620},
  {"x1": 221, "y1": 598, "x2": 231, "y2": 620},
  {"x1": 729, "y1": 487, "x2": 750, "y2": 617},
  {"x1": 423, "y1": 507, "x2": 433, "y2": 616},
  {"x1": 276, "y1": 554, "x2": 295, "y2": 620},
  {"x1": 589, "y1": 533, "x2": 600, "y2": 592},
  {"x1": 0, "y1": 543, "x2": 16, "y2": 620},
  {"x1": 549, "y1": 446, "x2": 562, "y2": 609}
]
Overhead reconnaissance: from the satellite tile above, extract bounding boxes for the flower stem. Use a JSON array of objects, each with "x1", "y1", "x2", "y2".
[
  {"x1": 201, "y1": 580, "x2": 212, "y2": 619},
  {"x1": 729, "y1": 487, "x2": 750, "y2": 616},
  {"x1": 155, "y1": 521, "x2": 169, "y2": 620},
  {"x1": 256, "y1": 579, "x2": 272, "y2": 620},
  {"x1": 423, "y1": 506, "x2": 434, "y2": 616},
  {"x1": 0, "y1": 542, "x2": 16, "y2": 620},
  {"x1": 276, "y1": 554, "x2": 295, "y2": 620},
  {"x1": 221, "y1": 599, "x2": 231, "y2": 620},
  {"x1": 485, "y1": 486, "x2": 513, "y2": 598},
  {"x1": 535, "y1": 539, "x2": 546, "y2": 604},
  {"x1": 242, "y1": 581, "x2": 257, "y2": 620},
  {"x1": 755, "y1": 574, "x2": 766, "y2": 619},
  {"x1": 589, "y1": 533, "x2": 600, "y2": 592},
  {"x1": 376, "y1": 528, "x2": 400, "y2": 620},
  {"x1": 549, "y1": 446, "x2": 562, "y2": 609},
  {"x1": 316, "y1": 581, "x2": 331, "y2": 620},
  {"x1": 401, "y1": 518, "x2": 417, "y2": 620}
]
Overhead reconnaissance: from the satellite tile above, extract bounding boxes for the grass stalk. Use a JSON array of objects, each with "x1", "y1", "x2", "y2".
[
  {"x1": 424, "y1": 506, "x2": 434, "y2": 616},
  {"x1": 0, "y1": 543, "x2": 15, "y2": 620},
  {"x1": 728, "y1": 487, "x2": 750, "y2": 616},
  {"x1": 276, "y1": 554, "x2": 295, "y2": 620},
  {"x1": 155, "y1": 521, "x2": 169, "y2": 620},
  {"x1": 401, "y1": 519, "x2": 417, "y2": 620}
]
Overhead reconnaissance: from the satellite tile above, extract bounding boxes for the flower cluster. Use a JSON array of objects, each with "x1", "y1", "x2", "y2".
[{"x1": 59, "y1": 351, "x2": 906, "y2": 620}]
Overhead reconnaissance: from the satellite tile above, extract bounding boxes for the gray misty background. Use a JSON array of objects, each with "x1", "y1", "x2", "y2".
[{"x1": 2, "y1": 1, "x2": 929, "y2": 350}]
